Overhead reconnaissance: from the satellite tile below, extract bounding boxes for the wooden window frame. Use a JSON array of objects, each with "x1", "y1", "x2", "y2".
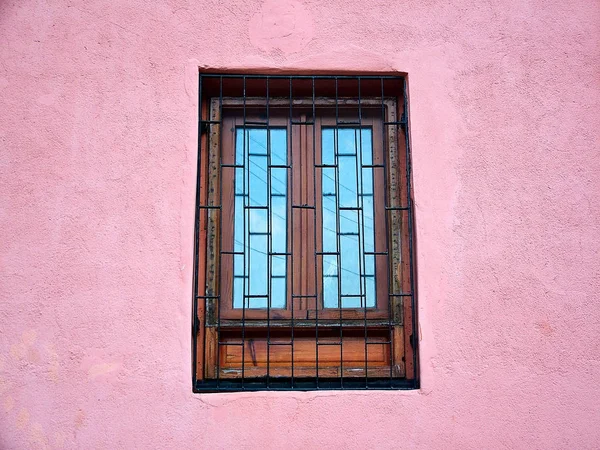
[{"x1": 194, "y1": 77, "x2": 416, "y2": 391}]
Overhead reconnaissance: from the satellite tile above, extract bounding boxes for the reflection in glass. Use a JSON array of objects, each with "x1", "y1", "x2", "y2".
[
  {"x1": 233, "y1": 128, "x2": 287, "y2": 309},
  {"x1": 322, "y1": 128, "x2": 375, "y2": 308}
]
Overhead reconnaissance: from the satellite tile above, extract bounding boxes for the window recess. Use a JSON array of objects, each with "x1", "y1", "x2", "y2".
[{"x1": 193, "y1": 74, "x2": 417, "y2": 392}]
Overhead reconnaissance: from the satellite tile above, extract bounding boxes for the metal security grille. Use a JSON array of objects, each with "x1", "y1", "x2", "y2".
[{"x1": 193, "y1": 74, "x2": 417, "y2": 392}]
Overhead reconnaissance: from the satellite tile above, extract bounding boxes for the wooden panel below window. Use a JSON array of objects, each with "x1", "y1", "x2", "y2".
[{"x1": 210, "y1": 328, "x2": 405, "y2": 378}]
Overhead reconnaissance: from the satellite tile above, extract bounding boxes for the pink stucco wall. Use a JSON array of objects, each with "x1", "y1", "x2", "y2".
[{"x1": 1, "y1": 0, "x2": 599, "y2": 448}]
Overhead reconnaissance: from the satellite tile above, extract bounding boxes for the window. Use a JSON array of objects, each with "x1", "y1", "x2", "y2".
[{"x1": 193, "y1": 74, "x2": 417, "y2": 391}]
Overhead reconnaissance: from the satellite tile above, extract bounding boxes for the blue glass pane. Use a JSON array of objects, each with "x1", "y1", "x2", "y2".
[
  {"x1": 233, "y1": 128, "x2": 288, "y2": 309},
  {"x1": 322, "y1": 127, "x2": 376, "y2": 309},
  {"x1": 322, "y1": 255, "x2": 339, "y2": 308}
]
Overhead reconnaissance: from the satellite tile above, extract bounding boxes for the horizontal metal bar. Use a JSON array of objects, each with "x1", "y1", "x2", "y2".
[
  {"x1": 221, "y1": 164, "x2": 244, "y2": 168},
  {"x1": 267, "y1": 342, "x2": 293, "y2": 346},
  {"x1": 221, "y1": 251, "x2": 244, "y2": 255},
  {"x1": 194, "y1": 378, "x2": 417, "y2": 393},
  {"x1": 218, "y1": 319, "x2": 399, "y2": 328},
  {"x1": 315, "y1": 164, "x2": 337, "y2": 168},
  {"x1": 385, "y1": 206, "x2": 410, "y2": 211},
  {"x1": 290, "y1": 121, "x2": 315, "y2": 125},
  {"x1": 291, "y1": 204, "x2": 315, "y2": 209},
  {"x1": 198, "y1": 205, "x2": 221, "y2": 209},
  {"x1": 245, "y1": 205, "x2": 269, "y2": 210},
  {"x1": 195, "y1": 295, "x2": 220, "y2": 299},
  {"x1": 292, "y1": 294, "x2": 317, "y2": 298},
  {"x1": 200, "y1": 74, "x2": 405, "y2": 80}
]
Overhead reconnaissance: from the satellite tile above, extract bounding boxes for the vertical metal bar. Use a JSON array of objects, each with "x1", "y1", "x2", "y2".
[
  {"x1": 355, "y1": 77, "x2": 368, "y2": 387},
  {"x1": 403, "y1": 77, "x2": 417, "y2": 386},
  {"x1": 289, "y1": 77, "x2": 295, "y2": 387},
  {"x1": 216, "y1": 76, "x2": 224, "y2": 388},
  {"x1": 311, "y1": 77, "x2": 320, "y2": 387},
  {"x1": 334, "y1": 77, "x2": 343, "y2": 387},
  {"x1": 241, "y1": 75, "x2": 247, "y2": 388},
  {"x1": 192, "y1": 74, "x2": 202, "y2": 387},
  {"x1": 311, "y1": 77, "x2": 319, "y2": 389},
  {"x1": 381, "y1": 78, "x2": 394, "y2": 384},
  {"x1": 266, "y1": 76, "x2": 271, "y2": 388}
]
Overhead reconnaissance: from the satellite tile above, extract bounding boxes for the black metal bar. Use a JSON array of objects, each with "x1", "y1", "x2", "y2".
[
  {"x1": 216, "y1": 75, "x2": 224, "y2": 388},
  {"x1": 266, "y1": 75, "x2": 272, "y2": 389},
  {"x1": 356, "y1": 77, "x2": 369, "y2": 388},
  {"x1": 381, "y1": 77, "x2": 394, "y2": 383},
  {"x1": 334, "y1": 76, "x2": 344, "y2": 388},
  {"x1": 200, "y1": 74, "x2": 404, "y2": 80},
  {"x1": 241, "y1": 75, "x2": 247, "y2": 388},
  {"x1": 195, "y1": 377, "x2": 415, "y2": 393},
  {"x1": 289, "y1": 76, "x2": 295, "y2": 388},
  {"x1": 311, "y1": 76, "x2": 320, "y2": 388},
  {"x1": 336, "y1": 121, "x2": 362, "y2": 125},
  {"x1": 404, "y1": 77, "x2": 418, "y2": 388},
  {"x1": 192, "y1": 74, "x2": 203, "y2": 386}
]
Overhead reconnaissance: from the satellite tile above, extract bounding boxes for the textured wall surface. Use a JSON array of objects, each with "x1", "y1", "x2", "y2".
[{"x1": 1, "y1": 0, "x2": 599, "y2": 448}]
